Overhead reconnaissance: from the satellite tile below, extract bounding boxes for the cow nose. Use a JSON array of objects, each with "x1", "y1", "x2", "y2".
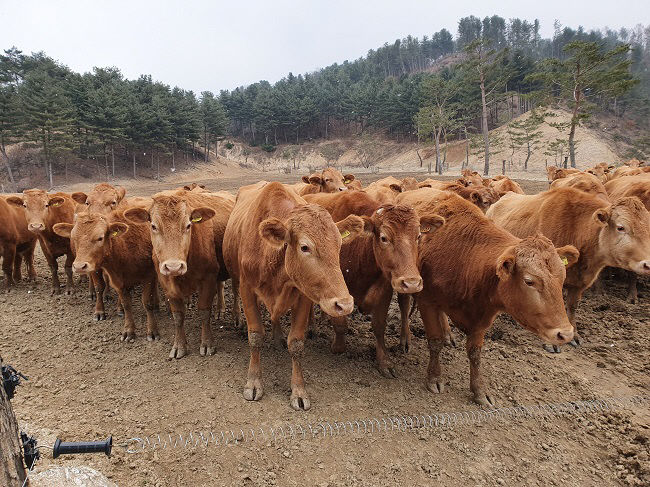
[
  {"x1": 160, "y1": 260, "x2": 187, "y2": 276},
  {"x1": 395, "y1": 277, "x2": 423, "y2": 293},
  {"x1": 320, "y1": 295, "x2": 354, "y2": 317},
  {"x1": 639, "y1": 261, "x2": 650, "y2": 274},
  {"x1": 72, "y1": 261, "x2": 89, "y2": 273},
  {"x1": 338, "y1": 186, "x2": 347, "y2": 192},
  {"x1": 547, "y1": 326, "x2": 574, "y2": 345},
  {"x1": 28, "y1": 223, "x2": 45, "y2": 232}
]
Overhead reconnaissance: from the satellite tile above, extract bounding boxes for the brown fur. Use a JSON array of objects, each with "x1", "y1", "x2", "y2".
[
  {"x1": 0, "y1": 196, "x2": 37, "y2": 288},
  {"x1": 550, "y1": 172, "x2": 609, "y2": 201},
  {"x1": 488, "y1": 176, "x2": 525, "y2": 196}
]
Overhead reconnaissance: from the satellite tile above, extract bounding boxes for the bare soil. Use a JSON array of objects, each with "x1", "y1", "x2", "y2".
[{"x1": 2, "y1": 175, "x2": 649, "y2": 487}]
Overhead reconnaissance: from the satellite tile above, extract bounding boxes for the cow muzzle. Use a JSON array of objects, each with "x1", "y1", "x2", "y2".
[
  {"x1": 543, "y1": 326, "x2": 574, "y2": 345},
  {"x1": 393, "y1": 276, "x2": 423, "y2": 293},
  {"x1": 72, "y1": 261, "x2": 93, "y2": 273},
  {"x1": 635, "y1": 260, "x2": 650, "y2": 275},
  {"x1": 319, "y1": 295, "x2": 354, "y2": 317},
  {"x1": 28, "y1": 222, "x2": 45, "y2": 233},
  {"x1": 160, "y1": 259, "x2": 187, "y2": 276},
  {"x1": 338, "y1": 186, "x2": 347, "y2": 192}
]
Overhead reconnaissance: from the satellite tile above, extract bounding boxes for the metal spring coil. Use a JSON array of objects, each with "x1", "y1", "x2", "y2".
[{"x1": 123, "y1": 394, "x2": 649, "y2": 453}]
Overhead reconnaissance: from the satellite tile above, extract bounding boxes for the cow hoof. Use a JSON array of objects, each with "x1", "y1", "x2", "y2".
[
  {"x1": 426, "y1": 379, "x2": 444, "y2": 394},
  {"x1": 243, "y1": 380, "x2": 263, "y2": 401},
  {"x1": 146, "y1": 332, "x2": 160, "y2": 341},
  {"x1": 94, "y1": 312, "x2": 106, "y2": 321},
  {"x1": 200, "y1": 345, "x2": 216, "y2": 356},
  {"x1": 473, "y1": 391, "x2": 496, "y2": 407},
  {"x1": 378, "y1": 365, "x2": 398, "y2": 379},
  {"x1": 444, "y1": 333, "x2": 457, "y2": 347},
  {"x1": 330, "y1": 341, "x2": 346, "y2": 354},
  {"x1": 121, "y1": 332, "x2": 136, "y2": 343},
  {"x1": 543, "y1": 344, "x2": 561, "y2": 353},
  {"x1": 169, "y1": 346, "x2": 187, "y2": 359},
  {"x1": 399, "y1": 338, "x2": 411, "y2": 354},
  {"x1": 290, "y1": 391, "x2": 311, "y2": 411},
  {"x1": 568, "y1": 338, "x2": 581, "y2": 348},
  {"x1": 272, "y1": 336, "x2": 286, "y2": 351},
  {"x1": 51, "y1": 287, "x2": 62, "y2": 296},
  {"x1": 627, "y1": 296, "x2": 638, "y2": 304},
  {"x1": 65, "y1": 288, "x2": 73, "y2": 296},
  {"x1": 116, "y1": 310, "x2": 124, "y2": 318}
]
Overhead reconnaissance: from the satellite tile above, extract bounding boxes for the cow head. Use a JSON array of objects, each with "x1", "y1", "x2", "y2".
[
  {"x1": 302, "y1": 167, "x2": 348, "y2": 193},
  {"x1": 6, "y1": 189, "x2": 67, "y2": 234},
  {"x1": 53, "y1": 213, "x2": 128, "y2": 273},
  {"x1": 259, "y1": 204, "x2": 363, "y2": 317},
  {"x1": 496, "y1": 235, "x2": 579, "y2": 345},
  {"x1": 124, "y1": 193, "x2": 213, "y2": 277},
  {"x1": 362, "y1": 205, "x2": 444, "y2": 293},
  {"x1": 468, "y1": 186, "x2": 500, "y2": 213},
  {"x1": 594, "y1": 197, "x2": 650, "y2": 275},
  {"x1": 72, "y1": 183, "x2": 126, "y2": 214}
]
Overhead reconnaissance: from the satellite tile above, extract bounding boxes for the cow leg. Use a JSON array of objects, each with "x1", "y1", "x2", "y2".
[
  {"x1": 288, "y1": 296, "x2": 312, "y2": 411},
  {"x1": 169, "y1": 298, "x2": 188, "y2": 359},
  {"x1": 117, "y1": 287, "x2": 136, "y2": 343},
  {"x1": 271, "y1": 316, "x2": 285, "y2": 350},
  {"x1": 626, "y1": 271, "x2": 638, "y2": 304},
  {"x1": 397, "y1": 293, "x2": 412, "y2": 354},
  {"x1": 43, "y1": 250, "x2": 61, "y2": 295},
  {"x1": 330, "y1": 316, "x2": 347, "y2": 354},
  {"x1": 198, "y1": 276, "x2": 218, "y2": 356},
  {"x1": 151, "y1": 282, "x2": 160, "y2": 311},
  {"x1": 467, "y1": 329, "x2": 495, "y2": 407},
  {"x1": 372, "y1": 296, "x2": 396, "y2": 378},
  {"x1": 142, "y1": 278, "x2": 160, "y2": 341},
  {"x1": 241, "y1": 283, "x2": 264, "y2": 401},
  {"x1": 88, "y1": 275, "x2": 96, "y2": 301},
  {"x1": 92, "y1": 271, "x2": 107, "y2": 321},
  {"x1": 63, "y1": 252, "x2": 74, "y2": 295},
  {"x1": 565, "y1": 287, "x2": 582, "y2": 347},
  {"x1": 231, "y1": 277, "x2": 242, "y2": 330},
  {"x1": 12, "y1": 252, "x2": 22, "y2": 282},
  {"x1": 25, "y1": 243, "x2": 36, "y2": 281},
  {"x1": 215, "y1": 280, "x2": 225, "y2": 320},
  {"x1": 116, "y1": 298, "x2": 124, "y2": 317},
  {"x1": 419, "y1": 301, "x2": 447, "y2": 394},
  {"x1": 2, "y1": 243, "x2": 16, "y2": 290}
]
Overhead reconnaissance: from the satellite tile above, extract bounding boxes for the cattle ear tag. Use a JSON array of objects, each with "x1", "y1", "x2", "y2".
[
  {"x1": 191, "y1": 216, "x2": 202, "y2": 223},
  {"x1": 344, "y1": 179, "x2": 351, "y2": 184},
  {"x1": 110, "y1": 230, "x2": 119, "y2": 237},
  {"x1": 420, "y1": 226, "x2": 431, "y2": 234},
  {"x1": 340, "y1": 230, "x2": 351, "y2": 239},
  {"x1": 50, "y1": 201, "x2": 62, "y2": 207},
  {"x1": 561, "y1": 256, "x2": 569, "y2": 266}
]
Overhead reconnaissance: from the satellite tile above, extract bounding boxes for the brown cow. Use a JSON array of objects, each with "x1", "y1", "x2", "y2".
[
  {"x1": 550, "y1": 172, "x2": 609, "y2": 201},
  {"x1": 223, "y1": 181, "x2": 364, "y2": 410},
  {"x1": 546, "y1": 166, "x2": 581, "y2": 183},
  {"x1": 610, "y1": 166, "x2": 644, "y2": 180},
  {"x1": 125, "y1": 190, "x2": 234, "y2": 358},
  {"x1": 305, "y1": 191, "x2": 444, "y2": 371},
  {"x1": 399, "y1": 190, "x2": 577, "y2": 405},
  {"x1": 488, "y1": 175, "x2": 525, "y2": 196},
  {"x1": 0, "y1": 196, "x2": 37, "y2": 288},
  {"x1": 586, "y1": 163, "x2": 615, "y2": 183},
  {"x1": 295, "y1": 167, "x2": 354, "y2": 195},
  {"x1": 53, "y1": 209, "x2": 158, "y2": 342},
  {"x1": 181, "y1": 183, "x2": 209, "y2": 193},
  {"x1": 72, "y1": 183, "x2": 127, "y2": 213},
  {"x1": 461, "y1": 169, "x2": 484, "y2": 186},
  {"x1": 605, "y1": 176, "x2": 650, "y2": 302},
  {"x1": 487, "y1": 188, "x2": 650, "y2": 350},
  {"x1": 6, "y1": 190, "x2": 75, "y2": 294},
  {"x1": 399, "y1": 185, "x2": 498, "y2": 213}
]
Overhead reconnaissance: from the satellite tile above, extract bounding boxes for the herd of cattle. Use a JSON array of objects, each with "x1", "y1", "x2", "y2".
[{"x1": 1, "y1": 159, "x2": 649, "y2": 411}]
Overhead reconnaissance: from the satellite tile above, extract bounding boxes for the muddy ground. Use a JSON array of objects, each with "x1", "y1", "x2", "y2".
[{"x1": 2, "y1": 174, "x2": 649, "y2": 486}]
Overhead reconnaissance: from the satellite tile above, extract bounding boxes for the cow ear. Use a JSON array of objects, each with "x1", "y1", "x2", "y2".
[
  {"x1": 555, "y1": 245, "x2": 580, "y2": 268},
  {"x1": 417, "y1": 182, "x2": 432, "y2": 188},
  {"x1": 469, "y1": 190, "x2": 481, "y2": 204},
  {"x1": 53, "y1": 223, "x2": 73, "y2": 238},
  {"x1": 190, "y1": 207, "x2": 215, "y2": 224},
  {"x1": 308, "y1": 175, "x2": 323, "y2": 186},
  {"x1": 6, "y1": 196, "x2": 23, "y2": 207},
  {"x1": 259, "y1": 218, "x2": 287, "y2": 248},
  {"x1": 124, "y1": 207, "x2": 150, "y2": 224},
  {"x1": 343, "y1": 174, "x2": 355, "y2": 183},
  {"x1": 593, "y1": 206, "x2": 611, "y2": 225},
  {"x1": 116, "y1": 186, "x2": 126, "y2": 201},
  {"x1": 48, "y1": 196, "x2": 65, "y2": 208},
  {"x1": 389, "y1": 183, "x2": 402, "y2": 193},
  {"x1": 72, "y1": 192, "x2": 87, "y2": 204},
  {"x1": 419, "y1": 215, "x2": 445, "y2": 234},
  {"x1": 360, "y1": 215, "x2": 375, "y2": 234},
  {"x1": 183, "y1": 185, "x2": 191, "y2": 191},
  {"x1": 496, "y1": 247, "x2": 516, "y2": 280},
  {"x1": 301, "y1": 175, "x2": 310, "y2": 184},
  {"x1": 108, "y1": 222, "x2": 128, "y2": 238},
  {"x1": 336, "y1": 215, "x2": 364, "y2": 244}
]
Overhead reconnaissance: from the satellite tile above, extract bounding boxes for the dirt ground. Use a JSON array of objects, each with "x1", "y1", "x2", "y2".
[{"x1": 3, "y1": 174, "x2": 650, "y2": 487}]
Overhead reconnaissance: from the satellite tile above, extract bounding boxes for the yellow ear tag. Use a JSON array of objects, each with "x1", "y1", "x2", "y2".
[
  {"x1": 561, "y1": 257, "x2": 569, "y2": 266},
  {"x1": 344, "y1": 179, "x2": 351, "y2": 184},
  {"x1": 111, "y1": 231, "x2": 119, "y2": 237},
  {"x1": 191, "y1": 216, "x2": 202, "y2": 223},
  {"x1": 340, "y1": 230, "x2": 351, "y2": 239},
  {"x1": 50, "y1": 201, "x2": 62, "y2": 207},
  {"x1": 420, "y1": 226, "x2": 431, "y2": 234}
]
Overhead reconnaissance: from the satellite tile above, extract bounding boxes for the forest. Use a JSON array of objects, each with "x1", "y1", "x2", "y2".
[{"x1": 1, "y1": 15, "x2": 649, "y2": 185}]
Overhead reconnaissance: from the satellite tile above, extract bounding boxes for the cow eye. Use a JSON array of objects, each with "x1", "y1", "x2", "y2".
[
  {"x1": 380, "y1": 235, "x2": 389, "y2": 244},
  {"x1": 111, "y1": 201, "x2": 117, "y2": 206},
  {"x1": 524, "y1": 278, "x2": 534, "y2": 287},
  {"x1": 186, "y1": 223, "x2": 191, "y2": 230},
  {"x1": 151, "y1": 223, "x2": 157, "y2": 231},
  {"x1": 85, "y1": 201, "x2": 89, "y2": 206},
  {"x1": 300, "y1": 245, "x2": 310, "y2": 253},
  {"x1": 616, "y1": 225, "x2": 625, "y2": 233},
  {"x1": 97, "y1": 236, "x2": 103, "y2": 242},
  {"x1": 325, "y1": 179, "x2": 332, "y2": 183}
]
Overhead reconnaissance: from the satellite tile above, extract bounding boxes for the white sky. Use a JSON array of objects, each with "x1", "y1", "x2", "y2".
[{"x1": 1, "y1": 0, "x2": 647, "y2": 94}]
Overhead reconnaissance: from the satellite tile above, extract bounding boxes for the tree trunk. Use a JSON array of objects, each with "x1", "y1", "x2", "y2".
[
  {"x1": 1, "y1": 357, "x2": 27, "y2": 486},
  {"x1": 0, "y1": 145, "x2": 16, "y2": 190},
  {"x1": 568, "y1": 115, "x2": 578, "y2": 169},
  {"x1": 480, "y1": 73, "x2": 490, "y2": 176},
  {"x1": 524, "y1": 142, "x2": 531, "y2": 171},
  {"x1": 502, "y1": 159, "x2": 506, "y2": 175},
  {"x1": 464, "y1": 127, "x2": 469, "y2": 170},
  {"x1": 48, "y1": 160, "x2": 53, "y2": 188},
  {"x1": 157, "y1": 155, "x2": 160, "y2": 181},
  {"x1": 151, "y1": 151, "x2": 154, "y2": 170},
  {"x1": 133, "y1": 153, "x2": 136, "y2": 179},
  {"x1": 435, "y1": 131, "x2": 442, "y2": 176},
  {"x1": 111, "y1": 145, "x2": 115, "y2": 178},
  {"x1": 416, "y1": 149, "x2": 423, "y2": 168},
  {"x1": 171, "y1": 149, "x2": 175, "y2": 171}
]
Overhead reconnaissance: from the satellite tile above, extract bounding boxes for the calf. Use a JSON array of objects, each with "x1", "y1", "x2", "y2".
[
  {"x1": 488, "y1": 175, "x2": 525, "y2": 197},
  {"x1": 487, "y1": 188, "x2": 650, "y2": 350},
  {"x1": 461, "y1": 169, "x2": 484, "y2": 186},
  {"x1": 125, "y1": 190, "x2": 234, "y2": 358},
  {"x1": 305, "y1": 191, "x2": 443, "y2": 373},
  {"x1": 295, "y1": 167, "x2": 354, "y2": 195},
  {"x1": 223, "y1": 181, "x2": 363, "y2": 410},
  {"x1": 6, "y1": 190, "x2": 75, "y2": 294},
  {"x1": 0, "y1": 196, "x2": 37, "y2": 288},
  {"x1": 53, "y1": 209, "x2": 158, "y2": 342},
  {"x1": 401, "y1": 190, "x2": 577, "y2": 405}
]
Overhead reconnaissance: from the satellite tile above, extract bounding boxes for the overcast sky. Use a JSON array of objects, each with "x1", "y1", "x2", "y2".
[{"x1": 1, "y1": 0, "x2": 647, "y2": 94}]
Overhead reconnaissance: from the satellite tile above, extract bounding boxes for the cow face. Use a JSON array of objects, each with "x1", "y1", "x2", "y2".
[
  {"x1": 496, "y1": 235, "x2": 578, "y2": 345},
  {"x1": 6, "y1": 189, "x2": 66, "y2": 233},
  {"x1": 594, "y1": 197, "x2": 650, "y2": 275},
  {"x1": 72, "y1": 184, "x2": 126, "y2": 214},
  {"x1": 468, "y1": 186, "x2": 500, "y2": 213},
  {"x1": 305, "y1": 167, "x2": 348, "y2": 193},
  {"x1": 53, "y1": 214, "x2": 128, "y2": 273},
  {"x1": 124, "y1": 195, "x2": 214, "y2": 277},
  {"x1": 259, "y1": 204, "x2": 363, "y2": 317},
  {"x1": 362, "y1": 205, "x2": 443, "y2": 293}
]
